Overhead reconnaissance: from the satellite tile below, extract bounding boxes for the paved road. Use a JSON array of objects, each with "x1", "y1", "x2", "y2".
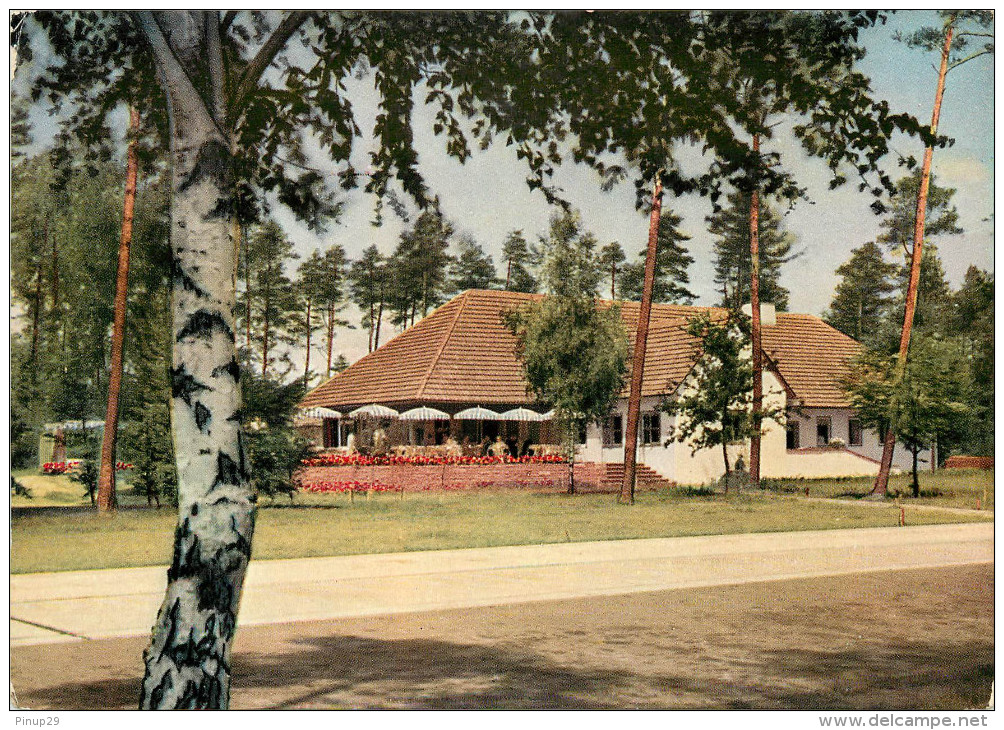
[{"x1": 11, "y1": 522, "x2": 992, "y2": 647}]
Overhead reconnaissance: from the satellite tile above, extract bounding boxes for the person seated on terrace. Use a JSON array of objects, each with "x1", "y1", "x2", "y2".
[
  {"x1": 373, "y1": 425, "x2": 388, "y2": 454},
  {"x1": 443, "y1": 436, "x2": 462, "y2": 457},
  {"x1": 489, "y1": 436, "x2": 510, "y2": 457}
]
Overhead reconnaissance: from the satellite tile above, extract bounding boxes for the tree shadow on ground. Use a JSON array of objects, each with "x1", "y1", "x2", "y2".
[{"x1": 14, "y1": 631, "x2": 993, "y2": 710}]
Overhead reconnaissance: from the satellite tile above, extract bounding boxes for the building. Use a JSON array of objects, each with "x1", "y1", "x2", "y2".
[{"x1": 299, "y1": 289, "x2": 926, "y2": 485}]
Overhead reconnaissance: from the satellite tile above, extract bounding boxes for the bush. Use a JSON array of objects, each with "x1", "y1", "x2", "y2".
[
  {"x1": 71, "y1": 459, "x2": 100, "y2": 505},
  {"x1": 246, "y1": 426, "x2": 311, "y2": 499}
]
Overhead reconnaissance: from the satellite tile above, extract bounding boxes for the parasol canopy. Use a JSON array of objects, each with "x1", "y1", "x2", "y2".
[
  {"x1": 498, "y1": 407, "x2": 546, "y2": 422},
  {"x1": 347, "y1": 404, "x2": 400, "y2": 419},
  {"x1": 44, "y1": 420, "x2": 105, "y2": 433},
  {"x1": 452, "y1": 406, "x2": 501, "y2": 420},
  {"x1": 297, "y1": 406, "x2": 342, "y2": 419},
  {"x1": 398, "y1": 406, "x2": 451, "y2": 421},
  {"x1": 541, "y1": 409, "x2": 556, "y2": 420}
]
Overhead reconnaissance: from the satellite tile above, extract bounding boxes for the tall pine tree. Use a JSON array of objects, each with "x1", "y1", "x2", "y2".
[
  {"x1": 824, "y1": 241, "x2": 897, "y2": 344},
  {"x1": 708, "y1": 190, "x2": 797, "y2": 311},
  {"x1": 618, "y1": 210, "x2": 695, "y2": 304},
  {"x1": 449, "y1": 233, "x2": 498, "y2": 292},
  {"x1": 501, "y1": 229, "x2": 538, "y2": 293},
  {"x1": 348, "y1": 245, "x2": 389, "y2": 353},
  {"x1": 388, "y1": 211, "x2": 453, "y2": 327}
]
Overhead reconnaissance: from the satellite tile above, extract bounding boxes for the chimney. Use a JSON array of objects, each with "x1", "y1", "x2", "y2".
[{"x1": 741, "y1": 302, "x2": 777, "y2": 326}]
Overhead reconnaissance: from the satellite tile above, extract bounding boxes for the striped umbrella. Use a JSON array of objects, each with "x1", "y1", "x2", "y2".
[
  {"x1": 399, "y1": 406, "x2": 451, "y2": 421},
  {"x1": 453, "y1": 406, "x2": 501, "y2": 420},
  {"x1": 298, "y1": 406, "x2": 342, "y2": 419},
  {"x1": 347, "y1": 404, "x2": 400, "y2": 419},
  {"x1": 498, "y1": 407, "x2": 546, "y2": 422}
]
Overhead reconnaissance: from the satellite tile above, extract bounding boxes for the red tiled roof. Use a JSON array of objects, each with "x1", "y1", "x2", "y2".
[{"x1": 300, "y1": 290, "x2": 861, "y2": 411}]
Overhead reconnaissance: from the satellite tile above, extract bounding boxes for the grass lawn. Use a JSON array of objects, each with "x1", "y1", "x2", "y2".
[
  {"x1": 10, "y1": 469, "x2": 156, "y2": 509},
  {"x1": 765, "y1": 468, "x2": 994, "y2": 511},
  {"x1": 11, "y1": 487, "x2": 992, "y2": 574}
]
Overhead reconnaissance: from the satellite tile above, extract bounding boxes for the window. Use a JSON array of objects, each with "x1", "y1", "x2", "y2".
[
  {"x1": 641, "y1": 413, "x2": 661, "y2": 445},
  {"x1": 848, "y1": 419, "x2": 862, "y2": 447},
  {"x1": 816, "y1": 417, "x2": 831, "y2": 446},
  {"x1": 602, "y1": 415, "x2": 623, "y2": 447},
  {"x1": 786, "y1": 423, "x2": 800, "y2": 450}
]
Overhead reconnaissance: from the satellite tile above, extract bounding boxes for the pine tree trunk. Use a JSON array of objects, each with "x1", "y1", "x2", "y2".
[
  {"x1": 51, "y1": 230, "x2": 60, "y2": 311},
  {"x1": 262, "y1": 268, "x2": 271, "y2": 379},
  {"x1": 243, "y1": 225, "x2": 252, "y2": 368},
  {"x1": 872, "y1": 17, "x2": 954, "y2": 497},
  {"x1": 749, "y1": 132, "x2": 763, "y2": 490},
  {"x1": 97, "y1": 105, "x2": 141, "y2": 513},
  {"x1": 327, "y1": 303, "x2": 336, "y2": 375},
  {"x1": 505, "y1": 258, "x2": 512, "y2": 290},
  {"x1": 303, "y1": 297, "x2": 312, "y2": 383},
  {"x1": 375, "y1": 298, "x2": 384, "y2": 349},
  {"x1": 722, "y1": 440, "x2": 731, "y2": 494},
  {"x1": 620, "y1": 176, "x2": 662, "y2": 505},
  {"x1": 30, "y1": 249, "x2": 43, "y2": 376},
  {"x1": 367, "y1": 301, "x2": 375, "y2": 353},
  {"x1": 137, "y1": 12, "x2": 254, "y2": 710},
  {"x1": 912, "y1": 445, "x2": 920, "y2": 498}
]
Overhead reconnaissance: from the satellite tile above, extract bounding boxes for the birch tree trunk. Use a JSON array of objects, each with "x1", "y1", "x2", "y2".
[{"x1": 137, "y1": 12, "x2": 254, "y2": 710}]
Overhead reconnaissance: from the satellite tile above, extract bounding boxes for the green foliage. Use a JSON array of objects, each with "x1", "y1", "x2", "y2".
[
  {"x1": 297, "y1": 245, "x2": 349, "y2": 382},
  {"x1": 949, "y1": 267, "x2": 994, "y2": 456},
  {"x1": 895, "y1": 11, "x2": 993, "y2": 68},
  {"x1": 664, "y1": 312, "x2": 752, "y2": 466},
  {"x1": 504, "y1": 296, "x2": 629, "y2": 457},
  {"x1": 707, "y1": 191, "x2": 798, "y2": 311},
  {"x1": 618, "y1": 210, "x2": 695, "y2": 304},
  {"x1": 348, "y1": 245, "x2": 390, "y2": 353},
  {"x1": 246, "y1": 426, "x2": 311, "y2": 500},
  {"x1": 663, "y1": 311, "x2": 783, "y2": 475},
  {"x1": 241, "y1": 371, "x2": 311, "y2": 499},
  {"x1": 537, "y1": 210, "x2": 602, "y2": 299},
  {"x1": 120, "y1": 405, "x2": 177, "y2": 507},
  {"x1": 238, "y1": 219, "x2": 301, "y2": 378},
  {"x1": 449, "y1": 233, "x2": 498, "y2": 293},
  {"x1": 824, "y1": 241, "x2": 898, "y2": 345},
  {"x1": 10, "y1": 145, "x2": 172, "y2": 467},
  {"x1": 843, "y1": 335, "x2": 970, "y2": 493},
  {"x1": 501, "y1": 230, "x2": 538, "y2": 293},
  {"x1": 71, "y1": 459, "x2": 100, "y2": 505},
  {"x1": 242, "y1": 372, "x2": 308, "y2": 429},
  {"x1": 388, "y1": 211, "x2": 454, "y2": 327},
  {"x1": 597, "y1": 242, "x2": 626, "y2": 300},
  {"x1": 877, "y1": 171, "x2": 962, "y2": 255}
]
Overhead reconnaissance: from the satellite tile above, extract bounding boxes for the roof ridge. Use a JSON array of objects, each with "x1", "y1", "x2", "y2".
[{"x1": 417, "y1": 290, "x2": 469, "y2": 399}]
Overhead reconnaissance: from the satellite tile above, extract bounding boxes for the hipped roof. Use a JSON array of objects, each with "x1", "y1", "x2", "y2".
[{"x1": 299, "y1": 289, "x2": 862, "y2": 412}]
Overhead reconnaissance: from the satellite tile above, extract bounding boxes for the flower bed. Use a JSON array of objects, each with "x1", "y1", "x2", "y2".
[
  {"x1": 301, "y1": 453, "x2": 566, "y2": 467},
  {"x1": 41, "y1": 460, "x2": 133, "y2": 475},
  {"x1": 301, "y1": 478, "x2": 560, "y2": 494}
]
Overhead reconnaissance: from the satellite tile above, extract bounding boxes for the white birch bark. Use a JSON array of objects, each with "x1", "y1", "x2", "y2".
[{"x1": 136, "y1": 11, "x2": 254, "y2": 710}]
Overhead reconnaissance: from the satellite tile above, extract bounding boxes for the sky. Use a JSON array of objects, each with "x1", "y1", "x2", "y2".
[{"x1": 11, "y1": 11, "x2": 995, "y2": 369}]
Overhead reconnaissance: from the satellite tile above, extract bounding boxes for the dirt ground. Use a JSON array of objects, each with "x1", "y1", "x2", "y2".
[{"x1": 11, "y1": 564, "x2": 993, "y2": 710}]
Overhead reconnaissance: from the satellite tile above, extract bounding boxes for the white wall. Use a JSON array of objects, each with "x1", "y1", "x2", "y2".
[
  {"x1": 786, "y1": 408, "x2": 929, "y2": 473},
  {"x1": 574, "y1": 367, "x2": 933, "y2": 484}
]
